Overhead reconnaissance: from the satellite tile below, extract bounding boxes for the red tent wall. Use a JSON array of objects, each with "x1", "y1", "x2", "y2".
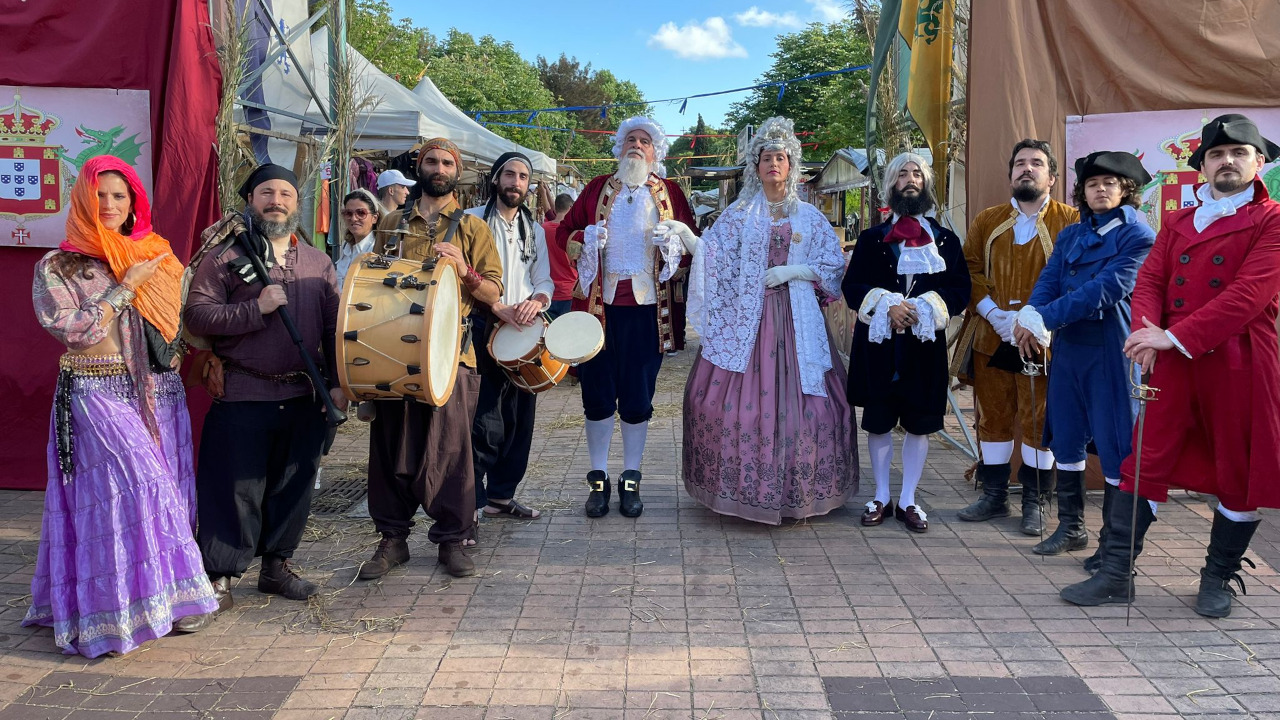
[{"x1": 0, "y1": 0, "x2": 222, "y2": 489}]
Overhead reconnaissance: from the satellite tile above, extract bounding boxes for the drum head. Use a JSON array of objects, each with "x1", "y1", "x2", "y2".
[
  {"x1": 544, "y1": 311, "x2": 605, "y2": 364},
  {"x1": 422, "y1": 262, "x2": 461, "y2": 406},
  {"x1": 490, "y1": 320, "x2": 546, "y2": 363}
]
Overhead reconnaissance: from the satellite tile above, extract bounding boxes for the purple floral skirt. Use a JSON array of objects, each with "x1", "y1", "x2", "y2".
[
  {"x1": 23, "y1": 369, "x2": 217, "y2": 658},
  {"x1": 683, "y1": 289, "x2": 859, "y2": 524}
]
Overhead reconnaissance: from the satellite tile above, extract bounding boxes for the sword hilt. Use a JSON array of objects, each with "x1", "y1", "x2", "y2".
[
  {"x1": 1128, "y1": 370, "x2": 1160, "y2": 402},
  {"x1": 1021, "y1": 358, "x2": 1043, "y2": 377}
]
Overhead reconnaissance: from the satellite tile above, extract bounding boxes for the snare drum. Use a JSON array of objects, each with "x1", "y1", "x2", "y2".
[
  {"x1": 337, "y1": 253, "x2": 462, "y2": 406},
  {"x1": 544, "y1": 311, "x2": 605, "y2": 364},
  {"x1": 488, "y1": 318, "x2": 568, "y2": 394}
]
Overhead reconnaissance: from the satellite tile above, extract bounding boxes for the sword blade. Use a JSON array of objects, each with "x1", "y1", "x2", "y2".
[{"x1": 1127, "y1": 388, "x2": 1148, "y2": 625}]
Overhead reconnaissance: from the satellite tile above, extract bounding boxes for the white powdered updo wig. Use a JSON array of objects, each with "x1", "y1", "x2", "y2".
[
  {"x1": 881, "y1": 152, "x2": 939, "y2": 211},
  {"x1": 612, "y1": 116, "x2": 670, "y2": 178},
  {"x1": 739, "y1": 116, "x2": 804, "y2": 215}
]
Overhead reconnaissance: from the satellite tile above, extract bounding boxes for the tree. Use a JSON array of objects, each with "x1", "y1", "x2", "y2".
[
  {"x1": 343, "y1": 0, "x2": 433, "y2": 86},
  {"x1": 726, "y1": 19, "x2": 873, "y2": 160}
]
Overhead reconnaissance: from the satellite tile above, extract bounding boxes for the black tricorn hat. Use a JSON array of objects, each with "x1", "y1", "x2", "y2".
[
  {"x1": 1074, "y1": 151, "x2": 1152, "y2": 187},
  {"x1": 1189, "y1": 113, "x2": 1280, "y2": 171}
]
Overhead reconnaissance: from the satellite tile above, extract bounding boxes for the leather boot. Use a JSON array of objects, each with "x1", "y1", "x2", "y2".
[
  {"x1": 172, "y1": 576, "x2": 231, "y2": 633},
  {"x1": 1033, "y1": 469, "x2": 1089, "y2": 555},
  {"x1": 1019, "y1": 464, "x2": 1054, "y2": 536},
  {"x1": 258, "y1": 556, "x2": 319, "y2": 600},
  {"x1": 619, "y1": 470, "x2": 644, "y2": 518},
  {"x1": 358, "y1": 535, "x2": 410, "y2": 580},
  {"x1": 584, "y1": 470, "x2": 610, "y2": 518},
  {"x1": 1060, "y1": 490, "x2": 1155, "y2": 606},
  {"x1": 1194, "y1": 511, "x2": 1261, "y2": 618},
  {"x1": 437, "y1": 540, "x2": 476, "y2": 577},
  {"x1": 1084, "y1": 482, "x2": 1116, "y2": 574},
  {"x1": 957, "y1": 462, "x2": 1010, "y2": 522}
]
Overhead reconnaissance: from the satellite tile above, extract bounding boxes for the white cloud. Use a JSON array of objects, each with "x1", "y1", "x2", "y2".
[
  {"x1": 648, "y1": 17, "x2": 748, "y2": 60},
  {"x1": 735, "y1": 6, "x2": 803, "y2": 29},
  {"x1": 807, "y1": 0, "x2": 847, "y2": 22}
]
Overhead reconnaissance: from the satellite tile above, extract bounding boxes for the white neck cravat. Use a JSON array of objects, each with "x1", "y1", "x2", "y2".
[{"x1": 1193, "y1": 183, "x2": 1254, "y2": 233}]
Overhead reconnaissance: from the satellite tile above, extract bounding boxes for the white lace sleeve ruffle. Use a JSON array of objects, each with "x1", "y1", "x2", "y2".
[
  {"x1": 657, "y1": 233, "x2": 683, "y2": 283},
  {"x1": 867, "y1": 291, "x2": 905, "y2": 344},
  {"x1": 577, "y1": 224, "x2": 601, "y2": 295},
  {"x1": 1016, "y1": 305, "x2": 1051, "y2": 346},
  {"x1": 908, "y1": 297, "x2": 937, "y2": 342}
]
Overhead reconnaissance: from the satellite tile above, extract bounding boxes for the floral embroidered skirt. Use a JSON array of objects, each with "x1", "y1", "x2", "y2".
[
  {"x1": 683, "y1": 288, "x2": 859, "y2": 524},
  {"x1": 24, "y1": 370, "x2": 217, "y2": 658}
]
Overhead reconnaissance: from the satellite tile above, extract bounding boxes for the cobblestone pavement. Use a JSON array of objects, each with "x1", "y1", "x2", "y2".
[{"x1": 1, "y1": 345, "x2": 1278, "y2": 720}]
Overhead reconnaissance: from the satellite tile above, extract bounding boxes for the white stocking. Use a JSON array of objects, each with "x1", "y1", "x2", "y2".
[
  {"x1": 900, "y1": 433, "x2": 929, "y2": 510},
  {"x1": 867, "y1": 432, "x2": 893, "y2": 506},
  {"x1": 585, "y1": 417, "x2": 615, "y2": 473},
  {"x1": 620, "y1": 420, "x2": 649, "y2": 472}
]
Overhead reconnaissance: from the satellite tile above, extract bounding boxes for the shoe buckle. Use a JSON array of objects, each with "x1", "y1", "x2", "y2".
[
  {"x1": 622, "y1": 479, "x2": 638, "y2": 492},
  {"x1": 589, "y1": 479, "x2": 605, "y2": 492}
]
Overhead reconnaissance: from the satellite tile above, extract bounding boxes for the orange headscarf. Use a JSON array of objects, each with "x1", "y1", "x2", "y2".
[{"x1": 60, "y1": 155, "x2": 184, "y2": 341}]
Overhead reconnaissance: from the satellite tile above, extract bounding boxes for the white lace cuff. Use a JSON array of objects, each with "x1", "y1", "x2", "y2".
[
  {"x1": 578, "y1": 226, "x2": 601, "y2": 294},
  {"x1": 858, "y1": 288, "x2": 891, "y2": 324},
  {"x1": 916, "y1": 291, "x2": 949, "y2": 330},
  {"x1": 897, "y1": 242, "x2": 947, "y2": 275},
  {"x1": 867, "y1": 291, "x2": 905, "y2": 344},
  {"x1": 657, "y1": 233, "x2": 683, "y2": 283},
  {"x1": 909, "y1": 298, "x2": 938, "y2": 342},
  {"x1": 1015, "y1": 305, "x2": 1051, "y2": 346}
]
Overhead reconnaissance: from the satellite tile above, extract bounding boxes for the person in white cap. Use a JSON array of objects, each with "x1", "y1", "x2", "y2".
[
  {"x1": 376, "y1": 169, "x2": 415, "y2": 212},
  {"x1": 556, "y1": 116, "x2": 698, "y2": 519}
]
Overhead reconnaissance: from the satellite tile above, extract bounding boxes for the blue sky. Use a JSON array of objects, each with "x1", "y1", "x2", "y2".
[{"x1": 387, "y1": 0, "x2": 848, "y2": 134}]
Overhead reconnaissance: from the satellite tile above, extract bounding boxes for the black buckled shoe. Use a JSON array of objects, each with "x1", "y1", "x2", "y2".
[
  {"x1": 1194, "y1": 512, "x2": 1261, "y2": 618},
  {"x1": 585, "y1": 470, "x2": 611, "y2": 517},
  {"x1": 258, "y1": 557, "x2": 319, "y2": 601},
  {"x1": 358, "y1": 535, "x2": 410, "y2": 581},
  {"x1": 958, "y1": 462, "x2": 1011, "y2": 522},
  {"x1": 618, "y1": 470, "x2": 644, "y2": 518}
]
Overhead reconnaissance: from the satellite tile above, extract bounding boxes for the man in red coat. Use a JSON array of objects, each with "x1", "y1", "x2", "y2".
[
  {"x1": 556, "y1": 116, "x2": 697, "y2": 519},
  {"x1": 1061, "y1": 114, "x2": 1280, "y2": 618}
]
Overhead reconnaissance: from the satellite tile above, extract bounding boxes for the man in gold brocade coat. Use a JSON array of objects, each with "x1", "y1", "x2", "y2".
[{"x1": 957, "y1": 139, "x2": 1080, "y2": 534}]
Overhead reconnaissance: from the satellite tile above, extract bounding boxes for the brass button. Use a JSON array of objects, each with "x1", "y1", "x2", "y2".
[
  {"x1": 1180, "y1": 254, "x2": 1191, "y2": 264},
  {"x1": 1209, "y1": 278, "x2": 1221, "y2": 288},
  {"x1": 1213, "y1": 255, "x2": 1225, "y2": 265},
  {"x1": 1173, "y1": 298, "x2": 1184, "y2": 308},
  {"x1": 1175, "y1": 276, "x2": 1185, "y2": 286}
]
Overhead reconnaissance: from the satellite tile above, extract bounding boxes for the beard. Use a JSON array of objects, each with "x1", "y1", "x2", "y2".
[
  {"x1": 420, "y1": 172, "x2": 459, "y2": 198},
  {"x1": 250, "y1": 205, "x2": 301, "y2": 240},
  {"x1": 616, "y1": 155, "x2": 650, "y2": 187},
  {"x1": 887, "y1": 185, "x2": 932, "y2": 217},
  {"x1": 1211, "y1": 168, "x2": 1250, "y2": 195},
  {"x1": 1011, "y1": 176, "x2": 1046, "y2": 203},
  {"x1": 496, "y1": 183, "x2": 527, "y2": 209}
]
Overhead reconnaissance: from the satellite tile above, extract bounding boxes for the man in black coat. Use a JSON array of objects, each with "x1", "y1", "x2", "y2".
[{"x1": 843, "y1": 152, "x2": 971, "y2": 533}]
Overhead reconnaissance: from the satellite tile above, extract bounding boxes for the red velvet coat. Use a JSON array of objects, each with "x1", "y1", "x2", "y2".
[{"x1": 1121, "y1": 179, "x2": 1280, "y2": 510}]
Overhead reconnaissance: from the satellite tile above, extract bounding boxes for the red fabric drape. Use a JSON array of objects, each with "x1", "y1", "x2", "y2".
[{"x1": 0, "y1": 0, "x2": 222, "y2": 489}]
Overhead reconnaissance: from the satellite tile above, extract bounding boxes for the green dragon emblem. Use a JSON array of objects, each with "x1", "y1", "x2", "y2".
[
  {"x1": 60, "y1": 124, "x2": 146, "y2": 170},
  {"x1": 914, "y1": 0, "x2": 945, "y2": 44},
  {"x1": 1265, "y1": 165, "x2": 1280, "y2": 201}
]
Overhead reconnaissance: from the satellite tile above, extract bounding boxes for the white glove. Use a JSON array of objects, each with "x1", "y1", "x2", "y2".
[
  {"x1": 1015, "y1": 305, "x2": 1051, "y2": 346},
  {"x1": 652, "y1": 219, "x2": 697, "y2": 254},
  {"x1": 986, "y1": 308, "x2": 1017, "y2": 344},
  {"x1": 585, "y1": 222, "x2": 608, "y2": 249},
  {"x1": 764, "y1": 264, "x2": 818, "y2": 288}
]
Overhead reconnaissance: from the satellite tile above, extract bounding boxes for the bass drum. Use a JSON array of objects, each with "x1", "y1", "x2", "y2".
[{"x1": 337, "y1": 253, "x2": 461, "y2": 406}]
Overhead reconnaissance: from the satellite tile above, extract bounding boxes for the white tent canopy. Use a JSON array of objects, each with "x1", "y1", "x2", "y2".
[{"x1": 303, "y1": 27, "x2": 555, "y2": 178}]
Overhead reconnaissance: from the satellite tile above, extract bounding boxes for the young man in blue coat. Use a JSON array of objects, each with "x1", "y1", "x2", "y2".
[{"x1": 1012, "y1": 152, "x2": 1156, "y2": 564}]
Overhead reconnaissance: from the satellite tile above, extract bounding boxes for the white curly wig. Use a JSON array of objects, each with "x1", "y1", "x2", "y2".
[
  {"x1": 739, "y1": 116, "x2": 803, "y2": 215},
  {"x1": 613, "y1": 116, "x2": 669, "y2": 178},
  {"x1": 882, "y1": 152, "x2": 938, "y2": 211}
]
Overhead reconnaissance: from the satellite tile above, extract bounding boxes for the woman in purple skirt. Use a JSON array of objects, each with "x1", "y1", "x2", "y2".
[
  {"x1": 25, "y1": 155, "x2": 217, "y2": 657},
  {"x1": 673, "y1": 117, "x2": 858, "y2": 523}
]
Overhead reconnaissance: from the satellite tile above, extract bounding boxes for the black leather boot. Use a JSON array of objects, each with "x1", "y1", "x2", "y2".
[
  {"x1": 1033, "y1": 469, "x2": 1088, "y2": 555},
  {"x1": 957, "y1": 462, "x2": 1010, "y2": 522},
  {"x1": 1060, "y1": 490, "x2": 1155, "y2": 606},
  {"x1": 618, "y1": 470, "x2": 644, "y2": 518},
  {"x1": 258, "y1": 556, "x2": 319, "y2": 600},
  {"x1": 1019, "y1": 464, "x2": 1054, "y2": 536},
  {"x1": 584, "y1": 470, "x2": 610, "y2": 517},
  {"x1": 1083, "y1": 482, "x2": 1116, "y2": 574},
  {"x1": 1194, "y1": 511, "x2": 1261, "y2": 618}
]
